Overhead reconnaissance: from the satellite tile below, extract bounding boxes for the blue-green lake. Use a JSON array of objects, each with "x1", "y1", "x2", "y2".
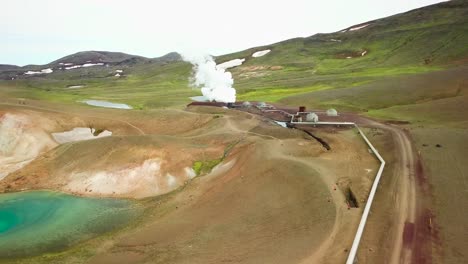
[{"x1": 0, "y1": 191, "x2": 141, "y2": 258}]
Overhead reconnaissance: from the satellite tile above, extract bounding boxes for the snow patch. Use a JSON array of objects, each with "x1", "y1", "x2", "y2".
[
  {"x1": 330, "y1": 39, "x2": 342, "y2": 42},
  {"x1": 52, "y1": 127, "x2": 112, "y2": 144},
  {"x1": 115, "y1": 70, "x2": 123, "y2": 73},
  {"x1": 24, "y1": 68, "x2": 53, "y2": 75},
  {"x1": 65, "y1": 65, "x2": 82, "y2": 70},
  {"x1": 65, "y1": 63, "x2": 104, "y2": 70},
  {"x1": 349, "y1": 24, "x2": 370, "y2": 31},
  {"x1": 216, "y1": 58, "x2": 245, "y2": 70},
  {"x1": 361, "y1": 50, "x2": 367, "y2": 56},
  {"x1": 24, "y1": 71, "x2": 40, "y2": 75},
  {"x1": 82, "y1": 63, "x2": 104, "y2": 67},
  {"x1": 252, "y1": 49, "x2": 271, "y2": 58},
  {"x1": 66, "y1": 85, "x2": 84, "y2": 89},
  {"x1": 115, "y1": 73, "x2": 121, "y2": 77}
]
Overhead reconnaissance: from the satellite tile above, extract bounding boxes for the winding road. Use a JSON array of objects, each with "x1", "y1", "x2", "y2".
[
  {"x1": 361, "y1": 117, "x2": 425, "y2": 264},
  {"x1": 266, "y1": 107, "x2": 427, "y2": 263}
]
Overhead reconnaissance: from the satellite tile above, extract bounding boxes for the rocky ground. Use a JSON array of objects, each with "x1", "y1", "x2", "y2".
[{"x1": 0, "y1": 102, "x2": 381, "y2": 263}]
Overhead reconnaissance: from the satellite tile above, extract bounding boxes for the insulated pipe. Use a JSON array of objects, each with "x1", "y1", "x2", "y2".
[
  {"x1": 289, "y1": 121, "x2": 386, "y2": 264},
  {"x1": 346, "y1": 125, "x2": 386, "y2": 264}
]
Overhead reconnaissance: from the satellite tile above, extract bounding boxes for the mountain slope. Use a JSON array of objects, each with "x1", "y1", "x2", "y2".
[
  {"x1": 221, "y1": 0, "x2": 467, "y2": 68},
  {"x1": 49, "y1": 51, "x2": 149, "y2": 66},
  {"x1": 47, "y1": 50, "x2": 182, "y2": 66},
  {"x1": 0, "y1": 0, "x2": 466, "y2": 110}
]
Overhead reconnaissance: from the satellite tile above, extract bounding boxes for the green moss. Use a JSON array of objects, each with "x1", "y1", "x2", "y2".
[
  {"x1": 192, "y1": 159, "x2": 222, "y2": 176},
  {"x1": 191, "y1": 139, "x2": 241, "y2": 176},
  {"x1": 237, "y1": 84, "x2": 332, "y2": 102},
  {"x1": 192, "y1": 161, "x2": 203, "y2": 176},
  {"x1": 92, "y1": 128, "x2": 104, "y2": 136}
]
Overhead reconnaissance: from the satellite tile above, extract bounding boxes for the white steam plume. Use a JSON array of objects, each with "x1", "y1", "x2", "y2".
[{"x1": 182, "y1": 53, "x2": 236, "y2": 103}]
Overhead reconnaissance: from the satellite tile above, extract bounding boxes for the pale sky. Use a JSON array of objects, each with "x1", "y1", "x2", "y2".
[{"x1": 1, "y1": 0, "x2": 446, "y2": 66}]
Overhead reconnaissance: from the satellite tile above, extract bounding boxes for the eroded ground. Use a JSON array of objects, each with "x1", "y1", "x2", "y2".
[{"x1": 0, "y1": 102, "x2": 380, "y2": 264}]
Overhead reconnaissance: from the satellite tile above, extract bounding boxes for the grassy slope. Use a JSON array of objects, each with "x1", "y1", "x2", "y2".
[
  {"x1": 220, "y1": 3, "x2": 468, "y2": 263},
  {"x1": 1, "y1": 0, "x2": 466, "y2": 111},
  {"x1": 224, "y1": 0, "x2": 468, "y2": 104},
  {"x1": 0, "y1": 62, "x2": 195, "y2": 109}
]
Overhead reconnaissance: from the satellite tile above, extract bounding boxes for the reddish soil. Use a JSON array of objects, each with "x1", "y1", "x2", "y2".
[
  {"x1": 403, "y1": 222, "x2": 415, "y2": 247},
  {"x1": 0, "y1": 100, "x2": 442, "y2": 263},
  {"x1": 411, "y1": 208, "x2": 437, "y2": 264},
  {"x1": 245, "y1": 104, "x2": 440, "y2": 264},
  {"x1": 415, "y1": 158, "x2": 428, "y2": 190},
  {"x1": 0, "y1": 102, "x2": 380, "y2": 264}
]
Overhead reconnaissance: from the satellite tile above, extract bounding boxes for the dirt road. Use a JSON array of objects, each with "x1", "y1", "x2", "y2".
[
  {"x1": 360, "y1": 117, "x2": 432, "y2": 264},
  {"x1": 380, "y1": 123, "x2": 417, "y2": 263},
  {"x1": 253, "y1": 108, "x2": 431, "y2": 263}
]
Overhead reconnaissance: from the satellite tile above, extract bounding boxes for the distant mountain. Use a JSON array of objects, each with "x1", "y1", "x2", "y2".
[
  {"x1": 151, "y1": 52, "x2": 182, "y2": 63},
  {"x1": 48, "y1": 50, "x2": 182, "y2": 67},
  {"x1": 1, "y1": 0, "x2": 466, "y2": 83},
  {"x1": 0, "y1": 65, "x2": 20, "y2": 71},
  {"x1": 49, "y1": 51, "x2": 150, "y2": 66},
  {"x1": 0, "y1": 51, "x2": 182, "y2": 80},
  {"x1": 1, "y1": 50, "x2": 181, "y2": 69}
]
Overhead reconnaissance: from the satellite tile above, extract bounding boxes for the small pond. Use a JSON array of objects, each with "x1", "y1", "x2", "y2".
[
  {"x1": 82, "y1": 100, "x2": 132, "y2": 109},
  {"x1": 0, "y1": 191, "x2": 141, "y2": 258}
]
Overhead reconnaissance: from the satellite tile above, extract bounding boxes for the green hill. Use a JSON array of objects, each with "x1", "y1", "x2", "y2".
[{"x1": 0, "y1": 0, "x2": 467, "y2": 111}]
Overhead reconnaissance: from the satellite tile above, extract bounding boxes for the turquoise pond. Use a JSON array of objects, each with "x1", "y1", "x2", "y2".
[{"x1": 0, "y1": 191, "x2": 142, "y2": 258}]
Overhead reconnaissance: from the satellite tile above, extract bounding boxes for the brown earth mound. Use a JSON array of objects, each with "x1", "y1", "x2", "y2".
[{"x1": 0, "y1": 103, "x2": 380, "y2": 263}]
